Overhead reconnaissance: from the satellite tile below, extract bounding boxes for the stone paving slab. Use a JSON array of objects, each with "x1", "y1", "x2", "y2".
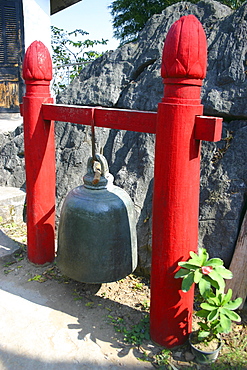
[
  {"x1": 0, "y1": 272, "x2": 153, "y2": 370},
  {"x1": 0, "y1": 187, "x2": 26, "y2": 224},
  {"x1": 0, "y1": 230, "x2": 21, "y2": 263},
  {"x1": 0, "y1": 233, "x2": 154, "y2": 370}
]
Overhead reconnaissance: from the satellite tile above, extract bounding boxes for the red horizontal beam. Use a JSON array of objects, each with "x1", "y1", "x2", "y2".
[
  {"x1": 195, "y1": 115, "x2": 222, "y2": 142},
  {"x1": 42, "y1": 104, "x2": 157, "y2": 134}
]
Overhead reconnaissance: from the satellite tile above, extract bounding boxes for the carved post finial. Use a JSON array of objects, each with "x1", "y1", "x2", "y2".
[
  {"x1": 161, "y1": 15, "x2": 207, "y2": 83},
  {"x1": 23, "y1": 41, "x2": 52, "y2": 82}
]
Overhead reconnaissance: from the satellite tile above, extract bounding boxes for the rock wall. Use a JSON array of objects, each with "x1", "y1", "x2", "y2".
[{"x1": 0, "y1": 0, "x2": 246, "y2": 274}]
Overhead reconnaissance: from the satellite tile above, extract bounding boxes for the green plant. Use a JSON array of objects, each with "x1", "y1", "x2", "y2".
[
  {"x1": 51, "y1": 26, "x2": 108, "y2": 94},
  {"x1": 133, "y1": 282, "x2": 144, "y2": 290},
  {"x1": 108, "y1": 314, "x2": 150, "y2": 346},
  {"x1": 141, "y1": 299, "x2": 150, "y2": 311},
  {"x1": 175, "y1": 248, "x2": 242, "y2": 347},
  {"x1": 213, "y1": 329, "x2": 247, "y2": 369},
  {"x1": 28, "y1": 274, "x2": 46, "y2": 282},
  {"x1": 85, "y1": 302, "x2": 94, "y2": 308},
  {"x1": 175, "y1": 248, "x2": 233, "y2": 296},
  {"x1": 123, "y1": 315, "x2": 150, "y2": 345},
  {"x1": 154, "y1": 348, "x2": 172, "y2": 367},
  {"x1": 109, "y1": 0, "x2": 245, "y2": 45},
  {"x1": 196, "y1": 289, "x2": 242, "y2": 342}
]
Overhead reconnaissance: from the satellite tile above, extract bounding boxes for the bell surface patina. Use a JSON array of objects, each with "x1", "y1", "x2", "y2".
[{"x1": 57, "y1": 154, "x2": 137, "y2": 283}]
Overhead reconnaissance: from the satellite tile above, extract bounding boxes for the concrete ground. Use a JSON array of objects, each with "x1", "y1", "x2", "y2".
[
  {"x1": 0, "y1": 121, "x2": 156, "y2": 369},
  {"x1": 0, "y1": 230, "x2": 155, "y2": 370}
]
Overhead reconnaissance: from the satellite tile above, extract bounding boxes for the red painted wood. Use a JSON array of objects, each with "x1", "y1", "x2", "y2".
[
  {"x1": 94, "y1": 107, "x2": 156, "y2": 133},
  {"x1": 42, "y1": 104, "x2": 93, "y2": 125},
  {"x1": 22, "y1": 41, "x2": 55, "y2": 264},
  {"x1": 42, "y1": 104, "x2": 157, "y2": 133},
  {"x1": 195, "y1": 116, "x2": 223, "y2": 142},
  {"x1": 161, "y1": 14, "x2": 207, "y2": 80},
  {"x1": 150, "y1": 15, "x2": 209, "y2": 348},
  {"x1": 21, "y1": 17, "x2": 222, "y2": 346}
]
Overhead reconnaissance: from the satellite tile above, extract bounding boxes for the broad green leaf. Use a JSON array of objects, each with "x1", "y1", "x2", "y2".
[
  {"x1": 206, "y1": 295, "x2": 221, "y2": 306},
  {"x1": 208, "y1": 270, "x2": 225, "y2": 292},
  {"x1": 198, "y1": 322, "x2": 209, "y2": 330},
  {"x1": 196, "y1": 309, "x2": 209, "y2": 318},
  {"x1": 208, "y1": 309, "x2": 219, "y2": 321},
  {"x1": 178, "y1": 262, "x2": 201, "y2": 270},
  {"x1": 216, "y1": 324, "x2": 224, "y2": 333},
  {"x1": 189, "y1": 251, "x2": 205, "y2": 265},
  {"x1": 198, "y1": 330, "x2": 210, "y2": 341},
  {"x1": 207, "y1": 290, "x2": 217, "y2": 298},
  {"x1": 189, "y1": 251, "x2": 199, "y2": 259},
  {"x1": 211, "y1": 320, "x2": 221, "y2": 330},
  {"x1": 214, "y1": 266, "x2": 233, "y2": 279},
  {"x1": 204, "y1": 258, "x2": 223, "y2": 267},
  {"x1": 205, "y1": 275, "x2": 220, "y2": 290},
  {"x1": 219, "y1": 313, "x2": 231, "y2": 333},
  {"x1": 222, "y1": 289, "x2": 232, "y2": 305},
  {"x1": 201, "y1": 302, "x2": 217, "y2": 311},
  {"x1": 174, "y1": 268, "x2": 190, "y2": 279},
  {"x1": 220, "y1": 308, "x2": 241, "y2": 322},
  {"x1": 181, "y1": 271, "x2": 195, "y2": 292},
  {"x1": 194, "y1": 269, "x2": 203, "y2": 284},
  {"x1": 198, "y1": 248, "x2": 209, "y2": 265},
  {"x1": 214, "y1": 290, "x2": 225, "y2": 305},
  {"x1": 224, "y1": 297, "x2": 243, "y2": 310},
  {"x1": 199, "y1": 278, "x2": 211, "y2": 297}
]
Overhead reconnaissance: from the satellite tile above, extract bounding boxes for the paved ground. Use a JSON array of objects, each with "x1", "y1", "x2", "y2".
[
  {"x1": 0, "y1": 229, "x2": 155, "y2": 370},
  {"x1": 0, "y1": 119, "x2": 157, "y2": 369}
]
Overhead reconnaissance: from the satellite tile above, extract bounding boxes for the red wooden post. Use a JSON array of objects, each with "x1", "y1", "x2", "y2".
[
  {"x1": 22, "y1": 41, "x2": 55, "y2": 264},
  {"x1": 20, "y1": 19, "x2": 222, "y2": 335},
  {"x1": 150, "y1": 15, "x2": 208, "y2": 347}
]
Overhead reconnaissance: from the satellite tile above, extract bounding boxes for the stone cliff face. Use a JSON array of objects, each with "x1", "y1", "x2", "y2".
[{"x1": 0, "y1": 0, "x2": 246, "y2": 274}]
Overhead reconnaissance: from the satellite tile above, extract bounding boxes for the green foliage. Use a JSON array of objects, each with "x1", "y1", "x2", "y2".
[
  {"x1": 134, "y1": 282, "x2": 144, "y2": 290},
  {"x1": 51, "y1": 26, "x2": 108, "y2": 65},
  {"x1": 85, "y1": 301, "x2": 94, "y2": 307},
  {"x1": 109, "y1": 314, "x2": 150, "y2": 346},
  {"x1": 109, "y1": 0, "x2": 179, "y2": 44},
  {"x1": 221, "y1": 0, "x2": 245, "y2": 8},
  {"x1": 51, "y1": 26, "x2": 108, "y2": 94},
  {"x1": 212, "y1": 329, "x2": 247, "y2": 369},
  {"x1": 175, "y1": 248, "x2": 242, "y2": 344},
  {"x1": 123, "y1": 315, "x2": 150, "y2": 345},
  {"x1": 196, "y1": 289, "x2": 242, "y2": 341},
  {"x1": 154, "y1": 348, "x2": 172, "y2": 367},
  {"x1": 28, "y1": 274, "x2": 46, "y2": 282},
  {"x1": 175, "y1": 248, "x2": 232, "y2": 296},
  {"x1": 109, "y1": 0, "x2": 246, "y2": 44}
]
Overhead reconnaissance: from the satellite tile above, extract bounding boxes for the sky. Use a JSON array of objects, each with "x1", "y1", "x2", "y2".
[{"x1": 51, "y1": 0, "x2": 120, "y2": 52}]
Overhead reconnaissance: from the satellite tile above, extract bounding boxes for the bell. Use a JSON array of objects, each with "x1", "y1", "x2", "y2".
[{"x1": 57, "y1": 153, "x2": 138, "y2": 283}]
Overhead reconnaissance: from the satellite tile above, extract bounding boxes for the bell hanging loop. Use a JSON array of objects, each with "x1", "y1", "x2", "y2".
[
  {"x1": 91, "y1": 108, "x2": 96, "y2": 161},
  {"x1": 90, "y1": 109, "x2": 102, "y2": 185}
]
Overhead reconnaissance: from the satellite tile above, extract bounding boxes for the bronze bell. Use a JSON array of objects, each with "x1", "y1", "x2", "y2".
[{"x1": 56, "y1": 154, "x2": 138, "y2": 283}]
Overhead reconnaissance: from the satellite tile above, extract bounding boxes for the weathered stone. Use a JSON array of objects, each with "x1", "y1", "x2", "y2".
[
  {"x1": 0, "y1": 126, "x2": 25, "y2": 189},
  {"x1": 0, "y1": 186, "x2": 26, "y2": 223},
  {"x1": 202, "y1": 4, "x2": 247, "y2": 117},
  {"x1": 0, "y1": 0, "x2": 247, "y2": 274},
  {"x1": 199, "y1": 121, "x2": 247, "y2": 265},
  {"x1": 0, "y1": 229, "x2": 21, "y2": 263}
]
